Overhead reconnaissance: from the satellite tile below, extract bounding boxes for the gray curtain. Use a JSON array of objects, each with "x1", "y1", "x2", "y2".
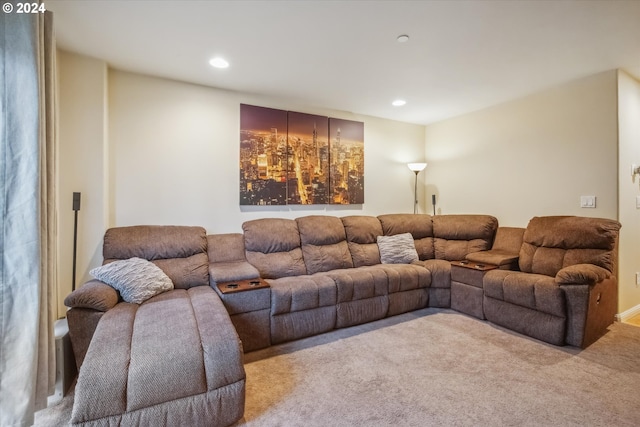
[{"x1": 0, "y1": 3, "x2": 57, "y2": 426}]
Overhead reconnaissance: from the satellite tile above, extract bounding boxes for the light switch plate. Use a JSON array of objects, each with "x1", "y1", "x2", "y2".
[
  {"x1": 580, "y1": 196, "x2": 596, "y2": 208},
  {"x1": 636, "y1": 196, "x2": 640, "y2": 209}
]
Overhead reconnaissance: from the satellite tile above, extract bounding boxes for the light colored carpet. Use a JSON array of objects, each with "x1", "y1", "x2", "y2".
[{"x1": 36, "y1": 308, "x2": 640, "y2": 426}]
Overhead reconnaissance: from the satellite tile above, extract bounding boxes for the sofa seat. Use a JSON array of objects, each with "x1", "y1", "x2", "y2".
[
  {"x1": 412, "y1": 259, "x2": 451, "y2": 307},
  {"x1": 71, "y1": 287, "x2": 245, "y2": 426},
  {"x1": 318, "y1": 266, "x2": 390, "y2": 328},
  {"x1": 482, "y1": 216, "x2": 620, "y2": 347},
  {"x1": 268, "y1": 275, "x2": 337, "y2": 344},
  {"x1": 483, "y1": 269, "x2": 567, "y2": 345},
  {"x1": 375, "y1": 263, "x2": 431, "y2": 316}
]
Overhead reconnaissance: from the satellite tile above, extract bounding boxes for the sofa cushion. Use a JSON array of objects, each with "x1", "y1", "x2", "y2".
[
  {"x1": 432, "y1": 215, "x2": 498, "y2": 261},
  {"x1": 103, "y1": 225, "x2": 209, "y2": 289},
  {"x1": 378, "y1": 214, "x2": 434, "y2": 260},
  {"x1": 319, "y1": 266, "x2": 390, "y2": 328},
  {"x1": 375, "y1": 263, "x2": 431, "y2": 293},
  {"x1": 413, "y1": 259, "x2": 451, "y2": 289},
  {"x1": 341, "y1": 215, "x2": 383, "y2": 267},
  {"x1": 243, "y1": 218, "x2": 306, "y2": 279},
  {"x1": 90, "y1": 257, "x2": 174, "y2": 304},
  {"x1": 71, "y1": 287, "x2": 245, "y2": 426},
  {"x1": 207, "y1": 233, "x2": 247, "y2": 263},
  {"x1": 377, "y1": 233, "x2": 419, "y2": 264},
  {"x1": 519, "y1": 216, "x2": 621, "y2": 275},
  {"x1": 297, "y1": 216, "x2": 354, "y2": 274},
  {"x1": 483, "y1": 269, "x2": 565, "y2": 317},
  {"x1": 269, "y1": 275, "x2": 337, "y2": 315},
  {"x1": 320, "y1": 267, "x2": 388, "y2": 304},
  {"x1": 268, "y1": 274, "x2": 337, "y2": 344}
]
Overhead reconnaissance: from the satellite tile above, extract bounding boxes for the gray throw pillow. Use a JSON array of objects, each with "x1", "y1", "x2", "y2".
[
  {"x1": 90, "y1": 257, "x2": 174, "y2": 304},
  {"x1": 377, "y1": 233, "x2": 419, "y2": 264}
]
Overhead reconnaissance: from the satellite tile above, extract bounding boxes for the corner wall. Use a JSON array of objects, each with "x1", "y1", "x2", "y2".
[
  {"x1": 617, "y1": 70, "x2": 640, "y2": 315},
  {"x1": 424, "y1": 70, "x2": 618, "y2": 226},
  {"x1": 424, "y1": 70, "x2": 629, "y2": 311},
  {"x1": 56, "y1": 51, "x2": 109, "y2": 317}
]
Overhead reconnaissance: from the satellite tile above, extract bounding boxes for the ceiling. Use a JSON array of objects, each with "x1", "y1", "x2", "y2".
[{"x1": 47, "y1": 0, "x2": 640, "y2": 126}]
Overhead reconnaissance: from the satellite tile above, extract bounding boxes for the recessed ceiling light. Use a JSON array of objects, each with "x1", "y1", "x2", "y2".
[
  {"x1": 392, "y1": 99, "x2": 406, "y2": 107},
  {"x1": 396, "y1": 34, "x2": 409, "y2": 43},
  {"x1": 209, "y1": 57, "x2": 229, "y2": 69}
]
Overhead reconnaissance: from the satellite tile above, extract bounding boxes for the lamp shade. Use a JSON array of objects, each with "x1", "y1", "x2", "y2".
[{"x1": 407, "y1": 162, "x2": 427, "y2": 172}]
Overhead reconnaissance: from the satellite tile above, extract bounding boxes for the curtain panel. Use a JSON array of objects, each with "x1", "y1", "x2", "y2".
[{"x1": 0, "y1": 3, "x2": 57, "y2": 426}]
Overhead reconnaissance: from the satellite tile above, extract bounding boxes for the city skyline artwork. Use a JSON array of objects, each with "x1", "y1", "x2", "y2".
[{"x1": 240, "y1": 104, "x2": 364, "y2": 206}]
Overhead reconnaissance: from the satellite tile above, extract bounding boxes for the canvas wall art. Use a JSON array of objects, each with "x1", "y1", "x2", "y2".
[
  {"x1": 240, "y1": 104, "x2": 364, "y2": 206},
  {"x1": 329, "y1": 118, "x2": 364, "y2": 204},
  {"x1": 287, "y1": 111, "x2": 330, "y2": 205},
  {"x1": 239, "y1": 105, "x2": 288, "y2": 205}
]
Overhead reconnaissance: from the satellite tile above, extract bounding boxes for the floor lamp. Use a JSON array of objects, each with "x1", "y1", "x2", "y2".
[{"x1": 407, "y1": 163, "x2": 427, "y2": 214}]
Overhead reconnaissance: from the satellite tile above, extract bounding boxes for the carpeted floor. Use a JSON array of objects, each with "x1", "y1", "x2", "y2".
[{"x1": 36, "y1": 308, "x2": 640, "y2": 426}]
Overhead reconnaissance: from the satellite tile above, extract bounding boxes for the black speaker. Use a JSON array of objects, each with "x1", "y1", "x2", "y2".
[
  {"x1": 72, "y1": 192, "x2": 81, "y2": 290},
  {"x1": 431, "y1": 194, "x2": 436, "y2": 205},
  {"x1": 73, "y1": 192, "x2": 81, "y2": 211}
]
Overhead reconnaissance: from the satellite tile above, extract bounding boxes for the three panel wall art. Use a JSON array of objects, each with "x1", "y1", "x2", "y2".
[{"x1": 239, "y1": 104, "x2": 364, "y2": 206}]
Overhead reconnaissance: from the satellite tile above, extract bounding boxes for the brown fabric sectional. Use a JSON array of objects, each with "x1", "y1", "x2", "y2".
[{"x1": 64, "y1": 213, "x2": 621, "y2": 426}]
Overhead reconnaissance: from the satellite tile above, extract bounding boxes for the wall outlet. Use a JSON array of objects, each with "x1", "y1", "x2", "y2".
[{"x1": 636, "y1": 272, "x2": 640, "y2": 287}]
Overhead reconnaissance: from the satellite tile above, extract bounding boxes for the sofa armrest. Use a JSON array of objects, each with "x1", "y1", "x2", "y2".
[
  {"x1": 466, "y1": 249, "x2": 518, "y2": 268},
  {"x1": 555, "y1": 264, "x2": 611, "y2": 286},
  {"x1": 64, "y1": 279, "x2": 120, "y2": 312},
  {"x1": 209, "y1": 261, "x2": 260, "y2": 286}
]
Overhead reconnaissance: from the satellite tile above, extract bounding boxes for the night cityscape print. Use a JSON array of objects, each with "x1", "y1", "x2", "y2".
[
  {"x1": 286, "y1": 111, "x2": 330, "y2": 204},
  {"x1": 239, "y1": 104, "x2": 364, "y2": 206},
  {"x1": 328, "y1": 118, "x2": 364, "y2": 204}
]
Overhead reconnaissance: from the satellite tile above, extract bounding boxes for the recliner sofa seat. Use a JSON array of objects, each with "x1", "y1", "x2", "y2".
[{"x1": 64, "y1": 213, "x2": 621, "y2": 427}]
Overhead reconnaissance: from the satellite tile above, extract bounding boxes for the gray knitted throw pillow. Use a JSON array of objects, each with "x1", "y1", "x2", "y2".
[
  {"x1": 90, "y1": 257, "x2": 174, "y2": 304},
  {"x1": 377, "y1": 233, "x2": 419, "y2": 264}
]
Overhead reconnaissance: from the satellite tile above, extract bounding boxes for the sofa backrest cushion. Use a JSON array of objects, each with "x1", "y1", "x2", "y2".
[
  {"x1": 243, "y1": 218, "x2": 307, "y2": 279},
  {"x1": 519, "y1": 216, "x2": 621, "y2": 276},
  {"x1": 297, "y1": 215, "x2": 354, "y2": 274},
  {"x1": 207, "y1": 233, "x2": 247, "y2": 263},
  {"x1": 341, "y1": 215, "x2": 383, "y2": 267},
  {"x1": 377, "y1": 214, "x2": 434, "y2": 260},
  {"x1": 491, "y1": 227, "x2": 525, "y2": 253},
  {"x1": 102, "y1": 225, "x2": 209, "y2": 289},
  {"x1": 432, "y1": 215, "x2": 498, "y2": 261}
]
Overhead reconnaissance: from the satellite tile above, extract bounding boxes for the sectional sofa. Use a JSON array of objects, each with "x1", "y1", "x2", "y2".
[{"x1": 64, "y1": 213, "x2": 621, "y2": 426}]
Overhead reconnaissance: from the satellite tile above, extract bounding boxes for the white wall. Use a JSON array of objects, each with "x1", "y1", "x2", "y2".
[
  {"x1": 424, "y1": 70, "x2": 618, "y2": 227},
  {"x1": 617, "y1": 70, "x2": 640, "y2": 314},
  {"x1": 59, "y1": 51, "x2": 634, "y2": 315},
  {"x1": 108, "y1": 69, "x2": 427, "y2": 234},
  {"x1": 56, "y1": 52, "x2": 426, "y2": 312},
  {"x1": 56, "y1": 51, "x2": 109, "y2": 317}
]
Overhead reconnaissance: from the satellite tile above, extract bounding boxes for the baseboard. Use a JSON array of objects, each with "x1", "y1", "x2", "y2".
[{"x1": 615, "y1": 303, "x2": 640, "y2": 322}]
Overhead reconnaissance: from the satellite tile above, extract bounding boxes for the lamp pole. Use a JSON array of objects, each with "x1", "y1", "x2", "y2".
[
  {"x1": 407, "y1": 163, "x2": 427, "y2": 214},
  {"x1": 413, "y1": 171, "x2": 420, "y2": 214}
]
